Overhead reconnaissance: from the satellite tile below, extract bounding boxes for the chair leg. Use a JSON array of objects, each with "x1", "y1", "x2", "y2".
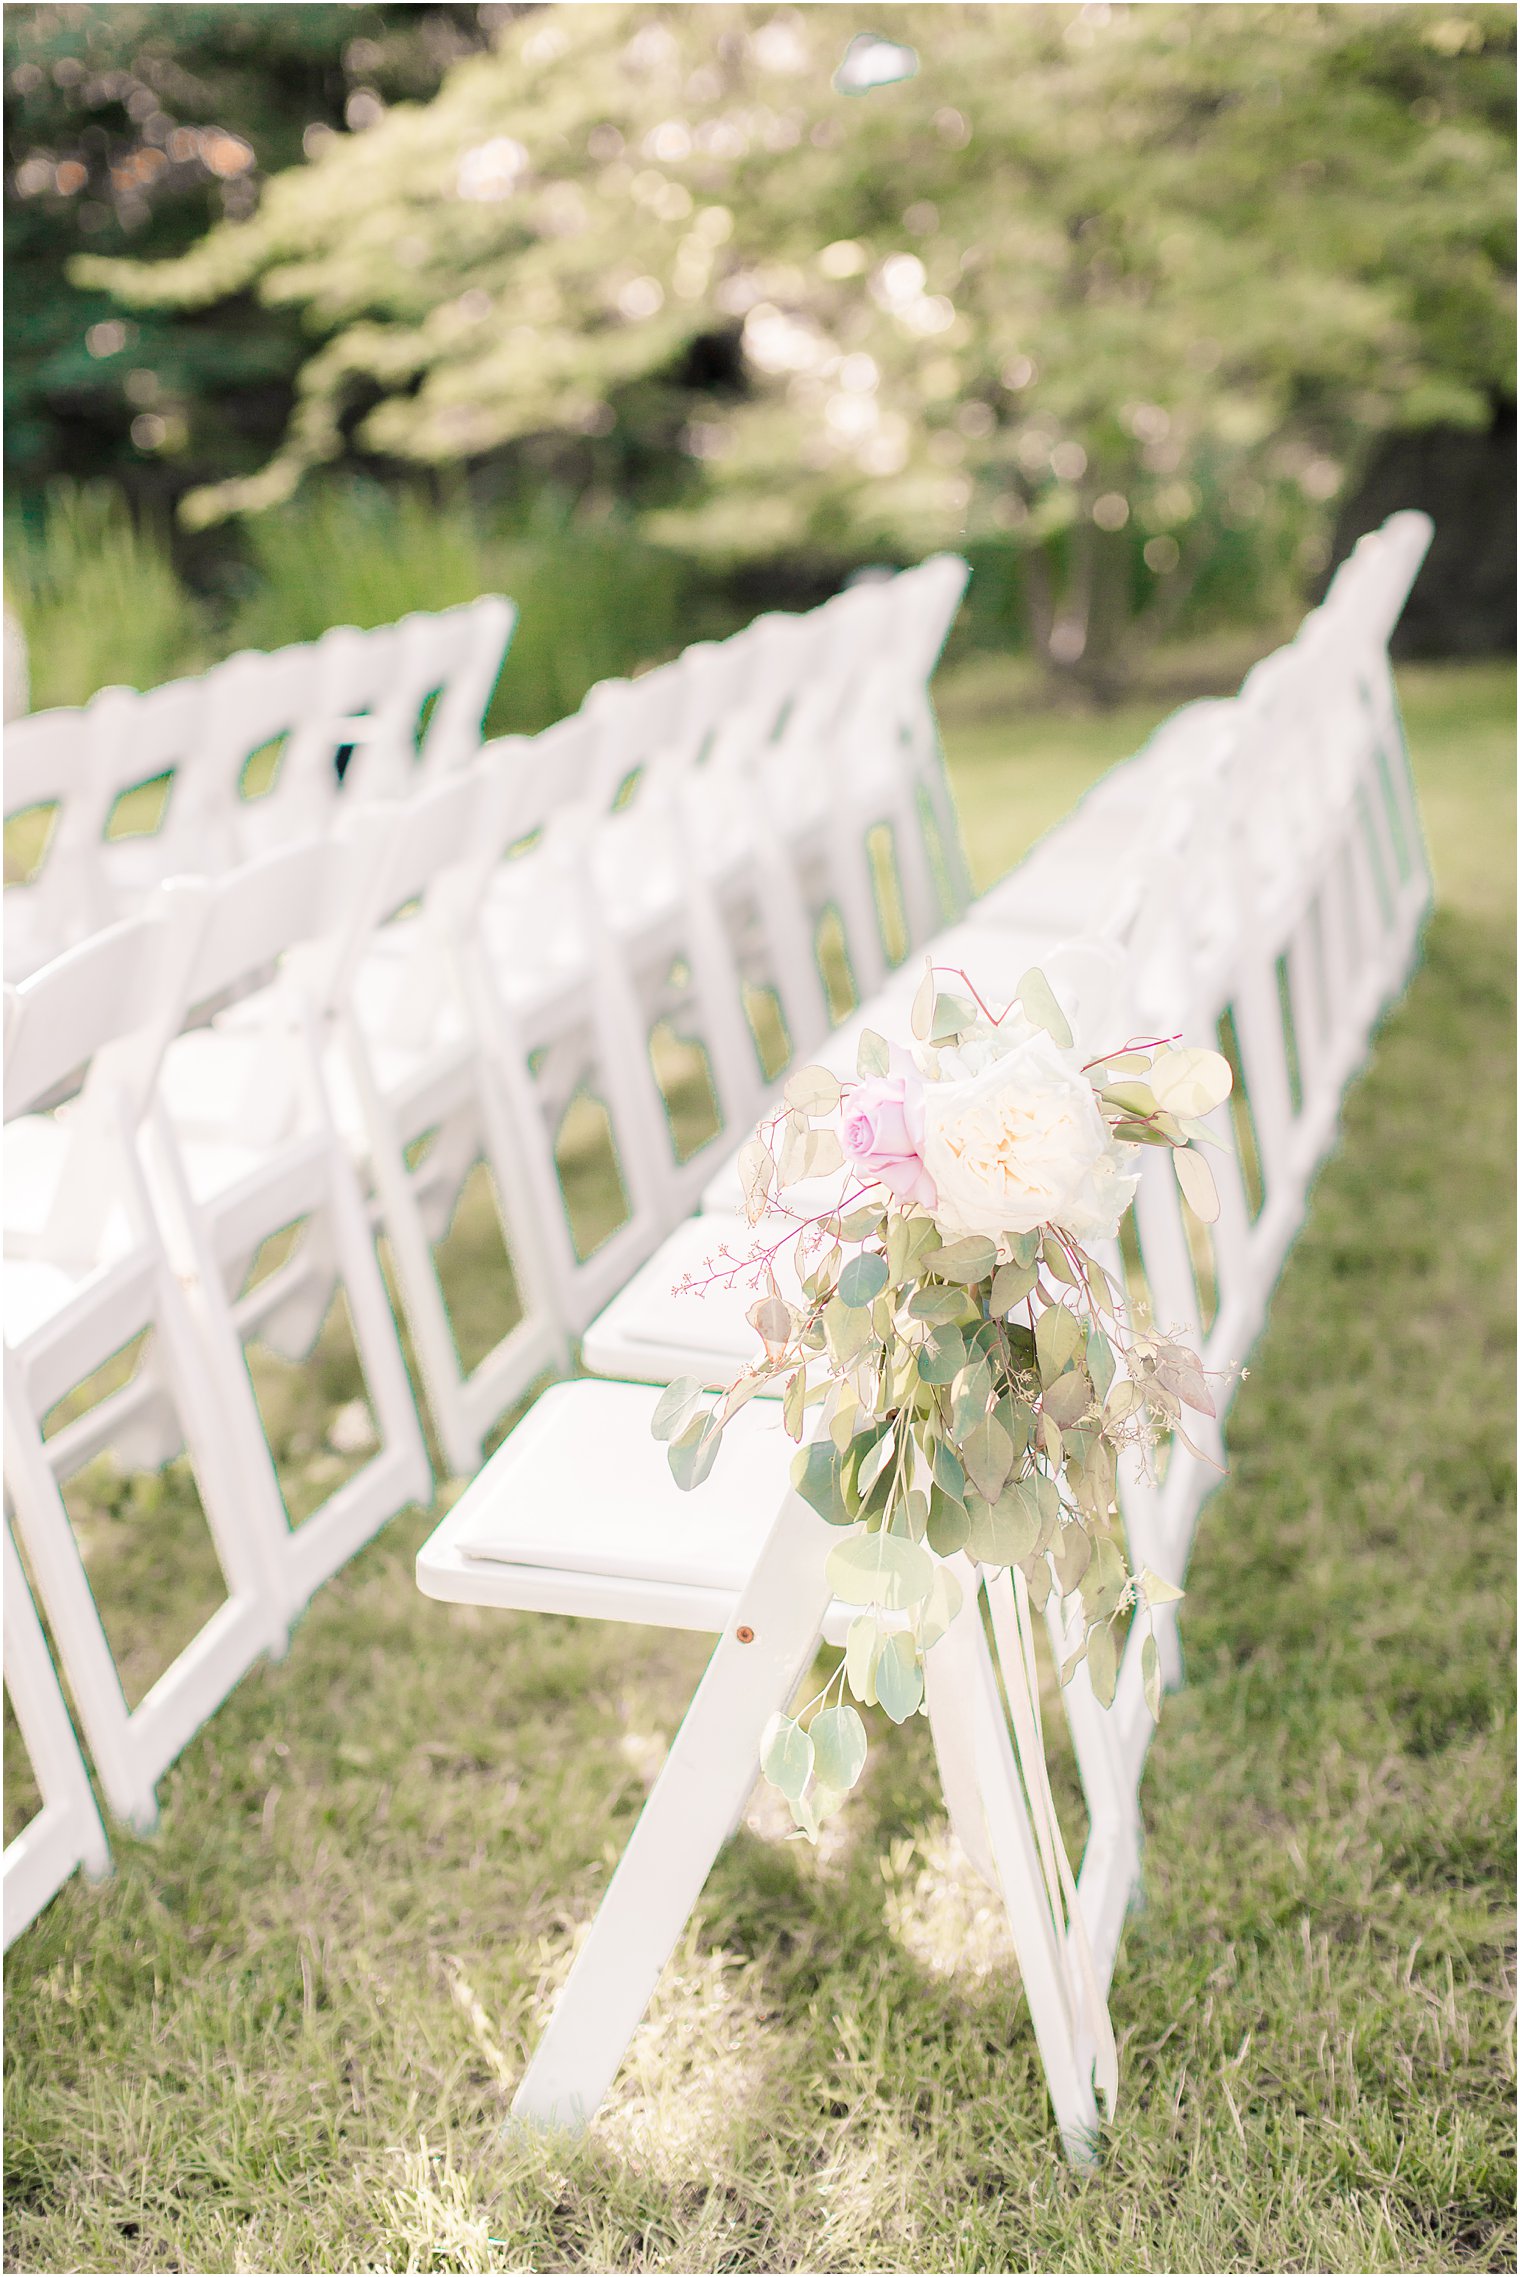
[
  {"x1": 3, "y1": 1368, "x2": 157, "y2": 1831},
  {"x1": 510, "y1": 1489, "x2": 837, "y2": 2134},
  {"x1": 923, "y1": 1581, "x2": 1103, "y2": 2167},
  {"x1": 2, "y1": 1518, "x2": 111, "y2": 1899}
]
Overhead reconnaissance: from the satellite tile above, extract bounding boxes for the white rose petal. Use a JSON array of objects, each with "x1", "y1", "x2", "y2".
[{"x1": 920, "y1": 1029, "x2": 1139, "y2": 1245}]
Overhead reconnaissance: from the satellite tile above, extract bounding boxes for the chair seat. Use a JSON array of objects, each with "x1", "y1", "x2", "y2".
[
  {"x1": 582, "y1": 1210, "x2": 819, "y2": 1386},
  {"x1": 159, "y1": 1027, "x2": 302, "y2": 1150},
  {"x1": 3, "y1": 1114, "x2": 137, "y2": 1267},
  {"x1": 416, "y1": 1377, "x2": 854, "y2": 1644}
]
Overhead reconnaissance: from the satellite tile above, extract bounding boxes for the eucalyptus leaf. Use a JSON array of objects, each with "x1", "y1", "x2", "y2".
[
  {"x1": 825, "y1": 1528, "x2": 935, "y2": 1609},
  {"x1": 738, "y1": 1138, "x2": 774, "y2": 1225},
  {"x1": 838, "y1": 1251, "x2": 889, "y2": 1309},
  {"x1": 1014, "y1": 966, "x2": 1074, "y2": 1050},
  {"x1": 719, "y1": 1373, "x2": 765, "y2": 1425},
  {"x1": 931, "y1": 1439, "x2": 965, "y2": 1504},
  {"x1": 856, "y1": 1028, "x2": 891, "y2": 1079},
  {"x1": 651, "y1": 1375, "x2": 704, "y2": 1443},
  {"x1": 790, "y1": 1439, "x2": 852, "y2": 1525},
  {"x1": 967, "y1": 1478, "x2": 1042, "y2": 1567},
  {"x1": 1084, "y1": 1256, "x2": 1116, "y2": 1315},
  {"x1": 909, "y1": 1285, "x2": 969, "y2": 1324},
  {"x1": 748, "y1": 1293, "x2": 794, "y2": 1354},
  {"x1": 1041, "y1": 1235, "x2": 1080, "y2": 1287},
  {"x1": 1139, "y1": 1565, "x2": 1185, "y2": 1606},
  {"x1": 823, "y1": 1293, "x2": 874, "y2": 1367},
  {"x1": 1150, "y1": 1045, "x2": 1233, "y2": 1117},
  {"x1": 1113, "y1": 1118, "x2": 1178, "y2": 1147},
  {"x1": 1086, "y1": 1327, "x2": 1116, "y2": 1403},
  {"x1": 929, "y1": 1235, "x2": 998, "y2": 1284},
  {"x1": 1174, "y1": 1145, "x2": 1220, "y2": 1223},
  {"x1": 839, "y1": 1204, "x2": 886, "y2": 1241},
  {"x1": 1060, "y1": 1636, "x2": 1089, "y2": 1683},
  {"x1": 810, "y1": 1703, "x2": 868, "y2": 1792},
  {"x1": 961, "y1": 1413, "x2": 1014, "y2": 1501},
  {"x1": 926, "y1": 1486, "x2": 971, "y2": 1556},
  {"x1": 828, "y1": 1383, "x2": 860, "y2": 1452},
  {"x1": 1035, "y1": 1303, "x2": 1084, "y2": 1383},
  {"x1": 1042, "y1": 1366, "x2": 1093, "y2": 1430},
  {"x1": 845, "y1": 1613, "x2": 881, "y2": 1706},
  {"x1": 782, "y1": 1368, "x2": 807, "y2": 1442},
  {"x1": 1099, "y1": 1080, "x2": 1160, "y2": 1117},
  {"x1": 875, "y1": 1629, "x2": 924, "y2": 1722},
  {"x1": 1007, "y1": 1229, "x2": 1042, "y2": 1269},
  {"x1": 805, "y1": 1129, "x2": 845, "y2": 1179},
  {"x1": 1086, "y1": 1619, "x2": 1118, "y2": 1708},
  {"x1": 918, "y1": 1324, "x2": 967, "y2": 1385},
  {"x1": 760, "y1": 1713, "x2": 813, "y2": 1801},
  {"x1": 669, "y1": 1411, "x2": 722, "y2": 1489},
  {"x1": 931, "y1": 990, "x2": 976, "y2": 1042},
  {"x1": 1142, "y1": 1630, "x2": 1162, "y2": 1720},
  {"x1": 1052, "y1": 1518, "x2": 1092, "y2": 1595},
  {"x1": 1104, "y1": 1376, "x2": 1143, "y2": 1422},
  {"x1": 1154, "y1": 1351, "x2": 1216, "y2": 1416},
  {"x1": 856, "y1": 1422, "x2": 896, "y2": 1496},
  {"x1": 1080, "y1": 1533, "x2": 1129, "y2": 1622},
  {"x1": 991, "y1": 1260, "x2": 1037, "y2": 1315},
  {"x1": 919, "y1": 1561, "x2": 964, "y2": 1648},
  {"x1": 1177, "y1": 1113, "x2": 1230, "y2": 1152},
  {"x1": 784, "y1": 1064, "x2": 842, "y2": 1116}
]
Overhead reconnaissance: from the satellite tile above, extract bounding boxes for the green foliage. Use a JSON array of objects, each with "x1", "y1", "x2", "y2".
[
  {"x1": 73, "y1": 3, "x2": 1516, "y2": 692},
  {"x1": 5, "y1": 480, "x2": 204, "y2": 706},
  {"x1": 4, "y1": 476, "x2": 713, "y2": 734},
  {"x1": 4, "y1": 4, "x2": 490, "y2": 498}
]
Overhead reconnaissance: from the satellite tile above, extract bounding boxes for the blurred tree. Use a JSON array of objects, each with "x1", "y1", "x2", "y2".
[
  {"x1": 4, "y1": 2, "x2": 496, "y2": 507},
  {"x1": 75, "y1": 2, "x2": 1515, "y2": 694}
]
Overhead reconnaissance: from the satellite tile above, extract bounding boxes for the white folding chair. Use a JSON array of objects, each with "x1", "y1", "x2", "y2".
[
  {"x1": 327, "y1": 771, "x2": 571, "y2": 1474},
  {"x1": 370, "y1": 595, "x2": 516, "y2": 789},
  {"x1": 463, "y1": 713, "x2": 709, "y2": 1331},
  {"x1": 3, "y1": 900, "x2": 290, "y2": 1828},
  {"x1": 5, "y1": 700, "x2": 103, "y2": 982},
  {"x1": 417, "y1": 1380, "x2": 1106, "y2": 2162},
  {"x1": 652, "y1": 633, "x2": 837, "y2": 1068},
  {"x1": 148, "y1": 840, "x2": 433, "y2": 1615},
  {"x1": 153, "y1": 640, "x2": 327, "y2": 874},
  {"x1": 3, "y1": 679, "x2": 211, "y2": 980},
  {"x1": 3, "y1": 1513, "x2": 110, "y2": 1948}
]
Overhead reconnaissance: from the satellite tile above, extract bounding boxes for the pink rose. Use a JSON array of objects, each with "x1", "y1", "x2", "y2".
[{"x1": 840, "y1": 1072, "x2": 939, "y2": 1210}]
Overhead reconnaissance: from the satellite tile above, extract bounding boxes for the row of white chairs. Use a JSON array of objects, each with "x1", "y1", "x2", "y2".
[
  {"x1": 412, "y1": 512, "x2": 1434, "y2": 2160},
  {"x1": 3, "y1": 596, "x2": 516, "y2": 985},
  {"x1": 2, "y1": 558, "x2": 970, "y2": 1944}
]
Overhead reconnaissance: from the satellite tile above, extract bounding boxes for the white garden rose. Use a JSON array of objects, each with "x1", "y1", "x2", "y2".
[{"x1": 919, "y1": 1028, "x2": 1139, "y2": 1244}]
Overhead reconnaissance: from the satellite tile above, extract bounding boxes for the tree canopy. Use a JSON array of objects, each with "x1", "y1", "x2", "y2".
[
  {"x1": 5, "y1": 3, "x2": 491, "y2": 499},
  {"x1": 76, "y1": 2, "x2": 1514, "y2": 688}
]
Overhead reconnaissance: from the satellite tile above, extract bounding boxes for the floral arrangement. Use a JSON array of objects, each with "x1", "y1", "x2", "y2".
[{"x1": 655, "y1": 954, "x2": 1233, "y2": 1843}]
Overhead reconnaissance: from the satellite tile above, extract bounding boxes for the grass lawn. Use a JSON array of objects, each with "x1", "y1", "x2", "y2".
[{"x1": 4, "y1": 658, "x2": 1514, "y2": 2275}]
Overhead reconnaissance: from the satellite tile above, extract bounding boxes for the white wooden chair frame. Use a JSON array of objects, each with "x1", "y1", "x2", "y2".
[
  {"x1": 3, "y1": 904, "x2": 292, "y2": 1830},
  {"x1": 145, "y1": 842, "x2": 432, "y2": 1619},
  {"x1": 3, "y1": 1514, "x2": 110, "y2": 1950}
]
